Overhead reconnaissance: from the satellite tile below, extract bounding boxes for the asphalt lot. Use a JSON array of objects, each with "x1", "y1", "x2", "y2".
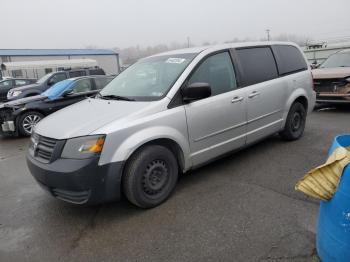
[{"x1": 0, "y1": 105, "x2": 349, "y2": 262}]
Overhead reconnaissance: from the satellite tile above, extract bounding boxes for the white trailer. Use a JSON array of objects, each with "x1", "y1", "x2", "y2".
[
  {"x1": 0, "y1": 49, "x2": 120, "y2": 79},
  {"x1": 1, "y1": 59, "x2": 99, "y2": 79}
]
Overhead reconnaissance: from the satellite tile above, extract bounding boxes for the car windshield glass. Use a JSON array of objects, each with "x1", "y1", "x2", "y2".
[
  {"x1": 99, "y1": 53, "x2": 197, "y2": 101},
  {"x1": 320, "y1": 53, "x2": 350, "y2": 68},
  {"x1": 36, "y1": 73, "x2": 54, "y2": 84},
  {"x1": 42, "y1": 79, "x2": 73, "y2": 100}
]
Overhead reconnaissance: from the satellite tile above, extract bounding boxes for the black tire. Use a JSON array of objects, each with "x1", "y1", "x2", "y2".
[
  {"x1": 279, "y1": 102, "x2": 306, "y2": 141},
  {"x1": 18, "y1": 111, "x2": 44, "y2": 136},
  {"x1": 123, "y1": 145, "x2": 179, "y2": 208}
]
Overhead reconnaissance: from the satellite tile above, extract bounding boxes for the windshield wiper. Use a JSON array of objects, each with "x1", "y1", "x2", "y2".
[{"x1": 98, "y1": 93, "x2": 135, "y2": 101}]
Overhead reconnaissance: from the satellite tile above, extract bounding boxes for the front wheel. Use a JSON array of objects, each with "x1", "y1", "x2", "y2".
[
  {"x1": 18, "y1": 111, "x2": 44, "y2": 136},
  {"x1": 279, "y1": 102, "x2": 306, "y2": 141},
  {"x1": 123, "y1": 145, "x2": 179, "y2": 208}
]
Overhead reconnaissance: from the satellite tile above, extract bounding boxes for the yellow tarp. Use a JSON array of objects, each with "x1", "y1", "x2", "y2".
[{"x1": 295, "y1": 147, "x2": 350, "y2": 201}]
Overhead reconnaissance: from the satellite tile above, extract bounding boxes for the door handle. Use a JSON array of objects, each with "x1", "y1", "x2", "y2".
[
  {"x1": 248, "y1": 91, "x2": 260, "y2": 98},
  {"x1": 231, "y1": 96, "x2": 244, "y2": 103}
]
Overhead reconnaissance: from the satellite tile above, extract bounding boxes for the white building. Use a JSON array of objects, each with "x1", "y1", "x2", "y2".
[{"x1": 0, "y1": 49, "x2": 120, "y2": 79}]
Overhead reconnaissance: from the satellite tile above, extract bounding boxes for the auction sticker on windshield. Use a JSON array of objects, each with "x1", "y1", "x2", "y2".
[{"x1": 166, "y1": 58, "x2": 186, "y2": 64}]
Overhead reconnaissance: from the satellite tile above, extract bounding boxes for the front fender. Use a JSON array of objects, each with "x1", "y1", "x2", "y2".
[{"x1": 102, "y1": 126, "x2": 191, "y2": 171}]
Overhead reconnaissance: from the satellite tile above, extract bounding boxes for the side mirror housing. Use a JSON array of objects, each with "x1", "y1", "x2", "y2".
[
  {"x1": 182, "y1": 82, "x2": 211, "y2": 102},
  {"x1": 47, "y1": 79, "x2": 55, "y2": 86},
  {"x1": 310, "y1": 63, "x2": 320, "y2": 69},
  {"x1": 62, "y1": 89, "x2": 73, "y2": 97}
]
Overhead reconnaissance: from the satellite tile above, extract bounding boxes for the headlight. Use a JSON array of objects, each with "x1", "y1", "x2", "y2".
[
  {"x1": 61, "y1": 135, "x2": 106, "y2": 159},
  {"x1": 8, "y1": 90, "x2": 22, "y2": 97},
  {"x1": 346, "y1": 77, "x2": 350, "y2": 83}
]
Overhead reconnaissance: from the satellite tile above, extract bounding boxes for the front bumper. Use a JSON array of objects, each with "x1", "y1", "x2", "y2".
[
  {"x1": 27, "y1": 153, "x2": 124, "y2": 205},
  {"x1": 1, "y1": 120, "x2": 15, "y2": 132},
  {"x1": 0, "y1": 107, "x2": 17, "y2": 134},
  {"x1": 316, "y1": 93, "x2": 350, "y2": 104}
]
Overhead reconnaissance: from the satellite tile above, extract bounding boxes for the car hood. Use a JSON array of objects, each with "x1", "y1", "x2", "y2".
[
  {"x1": 0, "y1": 95, "x2": 46, "y2": 108},
  {"x1": 10, "y1": 83, "x2": 41, "y2": 91},
  {"x1": 34, "y1": 98, "x2": 166, "y2": 139},
  {"x1": 312, "y1": 67, "x2": 350, "y2": 79}
]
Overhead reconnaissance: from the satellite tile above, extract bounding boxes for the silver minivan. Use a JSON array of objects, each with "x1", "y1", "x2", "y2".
[{"x1": 27, "y1": 42, "x2": 316, "y2": 208}]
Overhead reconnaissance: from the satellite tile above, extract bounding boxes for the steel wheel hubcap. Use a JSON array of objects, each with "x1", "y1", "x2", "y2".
[
  {"x1": 23, "y1": 115, "x2": 41, "y2": 134},
  {"x1": 292, "y1": 112, "x2": 302, "y2": 131},
  {"x1": 142, "y1": 160, "x2": 169, "y2": 196}
]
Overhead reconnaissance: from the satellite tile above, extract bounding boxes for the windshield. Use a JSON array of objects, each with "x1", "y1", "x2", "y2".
[
  {"x1": 99, "y1": 53, "x2": 197, "y2": 101},
  {"x1": 36, "y1": 73, "x2": 54, "y2": 84},
  {"x1": 320, "y1": 53, "x2": 350, "y2": 68},
  {"x1": 42, "y1": 79, "x2": 73, "y2": 100}
]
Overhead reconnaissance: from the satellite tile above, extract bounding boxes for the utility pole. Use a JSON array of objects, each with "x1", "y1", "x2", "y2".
[
  {"x1": 266, "y1": 29, "x2": 270, "y2": 41},
  {"x1": 187, "y1": 37, "x2": 190, "y2": 48}
]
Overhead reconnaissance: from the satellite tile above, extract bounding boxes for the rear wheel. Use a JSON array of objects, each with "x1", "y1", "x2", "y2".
[
  {"x1": 123, "y1": 145, "x2": 179, "y2": 208},
  {"x1": 18, "y1": 111, "x2": 44, "y2": 136},
  {"x1": 279, "y1": 102, "x2": 306, "y2": 141}
]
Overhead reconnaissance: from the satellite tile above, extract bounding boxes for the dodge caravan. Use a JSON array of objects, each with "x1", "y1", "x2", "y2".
[{"x1": 27, "y1": 42, "x2": 315, "y2": 208}]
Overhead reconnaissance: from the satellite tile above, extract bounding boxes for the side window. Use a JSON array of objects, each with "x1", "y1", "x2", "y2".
[
  {"x1": 89, "y1": 68, "x2": 105, "y2": 75},
  {"x1": 273, "y1": 45, "x2": 308, "y2": 75},
  {"x1": 235, "y1": 47, "x2": 278, "y2": 86},
  {"x1": 50, "y1": 73, "x2": 67, "y2": 85},
  {"x1": 94, "y1": 77, "x2": 112, "y2": 90},
  {"x1": 0, "y1": 80, "x2": 13, "y2": 88},
  {"x1": 69, "y1": 71, "x2": 86, "y2": 78},
  {"x1": 188, "y1": 52, "x2": 237, "y2": 96},
  {"x1": 71, "y1": 79, "x2": 92, "y2": 94},
  {"x1": 15, "y1": 79, "x2": 27, "y2": 86}
]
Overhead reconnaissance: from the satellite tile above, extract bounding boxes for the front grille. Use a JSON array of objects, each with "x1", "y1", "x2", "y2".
[
  {"x1": 52, "y1": 188, "x2": 90, "y2": 204},
  {"x1": 31, "y1": 133, "x2": 59, "y2": 163},
  {"x1": 314, "y1": 78, "x2": 348, "y2": 93}
]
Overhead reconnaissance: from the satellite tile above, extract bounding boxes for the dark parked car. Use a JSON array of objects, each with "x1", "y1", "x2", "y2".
[
  {"x1": 0, "y1": 75, "x2": 113, "y2": 136},
  {"x1": 6, "y1": 67, "x2": 105, "y2": 101},
  {"x1": 0, "y1": 78, "x2": 36, "y2": 101}
]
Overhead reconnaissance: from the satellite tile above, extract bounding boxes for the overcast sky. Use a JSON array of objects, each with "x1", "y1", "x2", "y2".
[{"x1": 1, "y1": 0, "x2": 349, "y2": 49}]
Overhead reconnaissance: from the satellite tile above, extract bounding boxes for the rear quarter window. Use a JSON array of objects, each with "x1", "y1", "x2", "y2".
[
  {"x1": 235, "y1": 47, "x2": 278, "y2": 86},
  {"x1": 272, "y1": 45, "x2": 307, "y2": 75}
]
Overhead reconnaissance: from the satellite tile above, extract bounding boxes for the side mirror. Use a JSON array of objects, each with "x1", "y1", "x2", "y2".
[
  {"x1": 310, "y1": 63, "x2": 320, "y2": 69},
  {"x1": 182, "y1": 82, "x2": 211, "y2": 102},
  {"x1": 47, "y1": 79, "x2": 55, "y2": 86},
  {"x1": 62, "y1": 89, "x2": 73, "y2": 97}
]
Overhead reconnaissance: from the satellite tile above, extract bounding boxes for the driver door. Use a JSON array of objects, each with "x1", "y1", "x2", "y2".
[{"x1": 184, "y1": 51, "x2": 247, "y2": 166}]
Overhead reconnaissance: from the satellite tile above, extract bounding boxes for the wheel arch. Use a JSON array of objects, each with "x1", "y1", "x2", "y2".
[
  {"x1": 15, "y1": 109, "x2": 46, "y2": 133},
  {"x1": 103, "y1": 126, "x2": 191, "y2": 172},
  {"x1": 281, "y1": 89, "x2": 309, "y2": 129},
  {"x1": 294, "y1": 96, "x2": 308, "y2": 112},
  {"x1": 15, "y1": 108, "x2": 46, "y2": 120},
  {"x1": 128, "y1": 138, "x2": 186, "y2": 173}
]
